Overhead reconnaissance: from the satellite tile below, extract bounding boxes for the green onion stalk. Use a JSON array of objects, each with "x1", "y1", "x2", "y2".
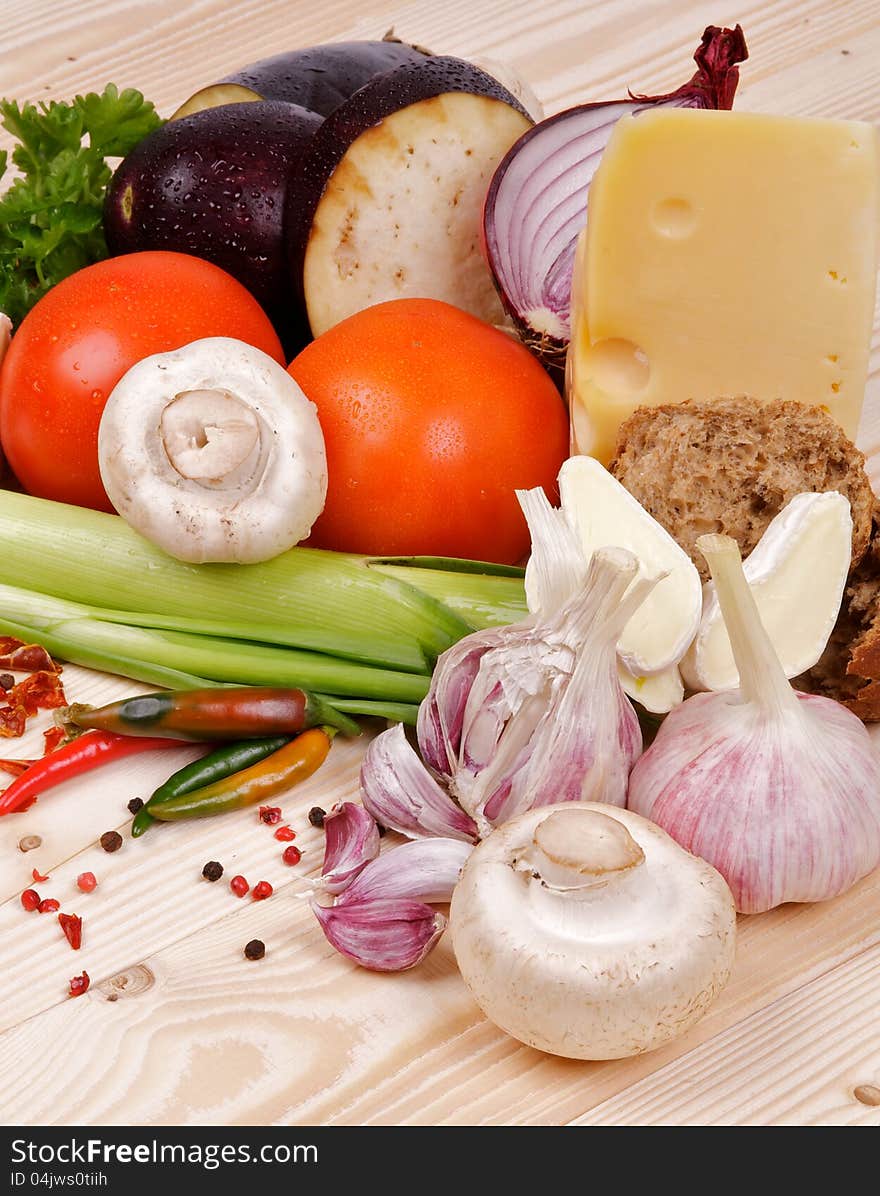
[{"x1": 0, "y1": 491, "x2": 528, "y2": 725}]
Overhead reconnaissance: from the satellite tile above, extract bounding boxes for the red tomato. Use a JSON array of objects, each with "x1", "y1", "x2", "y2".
[
  {"x1": 288, "y1": 299, "x2": 569, "y2": 564},
  {"x1": 0, "y1": 252, "x2": 284, "y2": 511}
]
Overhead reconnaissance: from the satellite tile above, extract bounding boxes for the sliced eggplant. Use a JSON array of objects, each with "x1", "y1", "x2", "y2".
[
  {"x1": 286, "y1": 57, "x2": 532, "y2": 337},
  {"x1": 104, "y1": 101, "x2": 321, "y2": 351},
  {"x1": 170, "y1": 83, "x2": 261, "y2": 121}
]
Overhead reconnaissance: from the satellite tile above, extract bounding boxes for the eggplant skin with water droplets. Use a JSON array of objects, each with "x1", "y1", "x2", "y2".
[
  {"x1": 285, "y1": 56, "x2": 533, "y2": 338},
  {"x1": 219, "y1": 40, "x2": 432, "y2": 118},
  {"x1": 103, "y1": 101, "x2": 321, "y2": 351}
]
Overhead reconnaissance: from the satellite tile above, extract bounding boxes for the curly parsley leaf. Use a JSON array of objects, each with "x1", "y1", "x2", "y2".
[{"x1": 0, "y1": 84, "x2": 161, "y2": 325}]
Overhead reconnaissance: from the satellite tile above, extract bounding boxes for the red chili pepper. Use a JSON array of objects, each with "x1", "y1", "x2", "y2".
[
  {"x1": 259, "y1": 805, "x2": 282, "y2": 824},
  {"x1": 68, "y1": 971, "x2": 90, "y2": 997},
  {"x1": 282, "y1": 845, "x2": 302, "y2": 866},
  {"x1": 21, "y1": 888, "x2": 40, "y2": 911},
  {"x1": 38, "y1": 897, "x2": 60, "y2": 913},
  {"x1": 59, "y1": 912, "x2": 82, "y2": 950},
  {"x1": 274, "y1": 825, "x2": 296, "y2": 842},
  {"x1": 32, "y1": 867, "x2": 49, "y2": 883},
  {"x1": 0, "y1": 730, "x2": 183, "y2": 815},
  {"x1": 252, "y1": 881, "x2": 273, "y2": 901}
]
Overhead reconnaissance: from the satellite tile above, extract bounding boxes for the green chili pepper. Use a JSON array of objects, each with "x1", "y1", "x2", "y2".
[
  {"x1": 132, "y1": 736, "x2": 291, "y2": 837},
  {"x1": 151, "y1": 728, "x2": 333, "y2": 822},
  {"x1": 63, "y1": 686, "x2": 359, "y2": 741}
]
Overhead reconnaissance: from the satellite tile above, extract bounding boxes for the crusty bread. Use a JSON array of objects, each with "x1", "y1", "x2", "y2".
[
  {"x1": 797, "y1": 509, "x2": 880, "y2": 720},
  {"x1": 610, "y1": 397, "x2": 874, "y2": 581}
]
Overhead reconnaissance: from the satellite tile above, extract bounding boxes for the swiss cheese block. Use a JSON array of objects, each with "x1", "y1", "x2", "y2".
[{"x1": 568, "y1": 108, "x2": 880, "y2": 463}]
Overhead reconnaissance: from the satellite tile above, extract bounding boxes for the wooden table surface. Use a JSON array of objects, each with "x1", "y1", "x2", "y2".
[{"x1": 2, "y1": 0, "x2": 880, "y2": 1128}]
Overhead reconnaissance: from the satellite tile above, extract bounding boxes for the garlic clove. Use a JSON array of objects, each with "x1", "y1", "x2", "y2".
[
  {"x1": 318, "y1": 801, "x2": 380, "y2": 894},
  {"x1": 681, "y1": 491, "x2": 853, "y2": 691},
  {"x1": 558, "y1": 455, "x2": 702, "y2": 675},
  {"x1": 311, "y1": 897, "x2": 446, "y2": 972},
  {"x1": 337, "y1": 837, "x2": 473, "y2": 906},
  {"x1": 520, "y1": 486, "x2": 587, "y2": 619},
  {"x1": 361, "y1": 723, "x2": 478, "y2": 842},
  {"x1": 0, "y1": 313, "x2": 11, "y2": 368},
  {"x1": 619, "y1": 661, "x2": 684, "y2": 713}
]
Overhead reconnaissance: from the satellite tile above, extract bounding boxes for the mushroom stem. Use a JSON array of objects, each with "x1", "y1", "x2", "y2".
[
  {"x1": 529, "y1": 808, "x2": 644, "y2": 891},
  {"x1": 160, "y1": 389, "x2": 263, "y2": 486}
]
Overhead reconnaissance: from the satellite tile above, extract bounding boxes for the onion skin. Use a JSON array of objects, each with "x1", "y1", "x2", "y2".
[{"x1": 482, "y1": 24, "x2": 749, "y2": 379}]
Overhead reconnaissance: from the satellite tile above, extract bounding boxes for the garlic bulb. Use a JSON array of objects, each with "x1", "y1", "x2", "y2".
[
  {"x1": 450, "y1": 803, "x2": 736, "y2": 1059},
  {"x1": 628, "y1": 534, "x2": 880, "y2": 914},
  {"x1": 417, "y1": 493, "x2": 656, "y2": 836}
]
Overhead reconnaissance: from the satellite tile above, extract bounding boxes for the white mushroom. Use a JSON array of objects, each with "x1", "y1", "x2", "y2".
[
  {"x1": 98, "y1": 337, "x2": 327, "y2": 564},
  {"x1": 449, "y1": 802, "x2": 736, "y2": 1060}
]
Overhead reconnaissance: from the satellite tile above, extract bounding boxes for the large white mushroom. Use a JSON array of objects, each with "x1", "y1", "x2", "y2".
[
  {"x1": 449, "y1": 803, "x2": 736, "y2": 1060},
  {"x1": 98, "y1": 337, "x2": 327, "y2": 564}
]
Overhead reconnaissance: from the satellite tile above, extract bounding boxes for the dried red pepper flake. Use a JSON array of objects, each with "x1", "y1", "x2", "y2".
[
  {"x1": 38, "y1": 897, "x2": 60, "y2": 913},
  {"x1": 58, "y1": 912, "x2": 83, "y2": 950},
  {"x1": 68, "y1": 971, "x2": 90, "y2": 998},
  {"x1": 252, "y1": 880, "x2": 273, "y2": 901},
  {"x1": 0, "y1": 706, "x2": 26, "y2": 739},
  {"x1": 230, "y1": 875, "x2": 249, "y2": 898},
  {"x1": 274, "y1": 824, "x2": 296, "y2": 842},
  {"x1": 32, "y1": 867, "x2": 49, "y2": 883},
  {"x1": 42, "y1": 726, "x2": 66, "y2": 755},
  {"x1": 282, "y1": 845, "x2": 302, "y2": 866},
  {"x1": 0, "y1": 638, "x2": 61, "y2": 673},
  {"x1": 0, "y1": 757, "x2": 35, "y2": 778},
  {"x1": 259, "y1": 805, "x2": 282, "y2": 825},
  {"x1": 10, "y1": 671, "x2": 67, "y2": 717},
  {"x1": 77, "y1": 872, "x2": 97, "y2": 893},
  {"x1": 21, "y1": 888, "x2": 40, "y2": 911}
]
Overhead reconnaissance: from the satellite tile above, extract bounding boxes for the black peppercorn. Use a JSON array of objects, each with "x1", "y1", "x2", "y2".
[
  {"x1": 202, "y1": 860, "x2": 223, "y2": 882},
  {"x1": 308, "y1": 806, "x2": 326, "y2": 828},
  {"x1": 127, "y1": 797, "x2": 144, "y2": 815},
  {"x1": 100, "y1": 830, "x2": 123, "y2": 853},
  {"x1": 0, "y1": 673, "x2": 14, "y2": 690},
  {"x1": 244, "y1": 939, "x2": 265, "y2": 961}
]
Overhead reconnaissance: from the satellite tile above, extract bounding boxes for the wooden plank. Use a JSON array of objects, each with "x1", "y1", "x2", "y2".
[{"x1": 574, "y1": 946, "x2": 880, "y2": 1126}]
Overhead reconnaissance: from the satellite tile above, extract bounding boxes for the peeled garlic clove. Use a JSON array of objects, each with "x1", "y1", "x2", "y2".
[
  {"x1": 337, "y1": 837, "x2": 472, "y2": 906},
  {"x1": 558, "y1": 455, "x2": 702, "y2": 675},
  {"x1": 681, "y1": 491, "x2": 853, "y2": 691},
  {"x1": 318, "y1": 801, "x2": 380, "y2": 894},
  {"x1": 619, "y1": 661, "x2": 684, "y2": 714},
  {"x1": 311, "y1": 897, "x2": 446, "y2": 972},
  {"x1": 450, "y1": 803, "x2": 736, "y2": 1059},
  {"x1": 0, "y1": 314, "x2": 11, "y2": 367},
  {"x1": 361, "y1": 724, "x2": 478, "y2": 842}
]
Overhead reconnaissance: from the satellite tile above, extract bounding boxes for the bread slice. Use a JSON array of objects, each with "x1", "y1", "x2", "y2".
[
  {"x1": 796, "y1": 509, "x2": 880, "y2": 720},
  {"x1": 609, "y1": 397, "x2": 874, "y2": 582}
]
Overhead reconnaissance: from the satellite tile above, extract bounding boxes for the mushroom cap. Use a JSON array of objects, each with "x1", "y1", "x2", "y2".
[
  {"x1": 98, "y1": 337, "x2": 327, "y2": 563},
  {"x1": 449, "y1": 802, "x2": 736, "y2": 1060}
]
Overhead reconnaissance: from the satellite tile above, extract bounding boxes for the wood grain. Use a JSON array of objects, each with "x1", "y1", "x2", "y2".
[{"x1": 2, "y1": 0, "x2": 880, "y2": 1127}]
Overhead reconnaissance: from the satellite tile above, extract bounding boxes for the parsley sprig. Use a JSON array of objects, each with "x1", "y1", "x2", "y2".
[{"x1": 0, "y1": 84, "x2": 161, "y2": 325}]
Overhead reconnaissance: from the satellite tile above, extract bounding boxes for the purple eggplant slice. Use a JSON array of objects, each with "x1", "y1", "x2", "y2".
[
  {"x1": 104, "y1": 101, "x2": 322, "y2": 351},
  {"x1": 285, "y1": 56, "x2": 532, "y2": 337}
]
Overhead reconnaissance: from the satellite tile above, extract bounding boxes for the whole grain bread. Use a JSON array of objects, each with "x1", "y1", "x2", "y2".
[{"x1": 610, "y1": 397, "x2": 874, "y2": 581}]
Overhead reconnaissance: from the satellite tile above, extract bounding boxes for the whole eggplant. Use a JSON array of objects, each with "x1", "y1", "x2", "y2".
[
  {"x1": 104, "y1": 101, "x2": 321, "y2": 352},
  {"x1": 219, "y1": 39, "x2": 431, "y2": 117}
]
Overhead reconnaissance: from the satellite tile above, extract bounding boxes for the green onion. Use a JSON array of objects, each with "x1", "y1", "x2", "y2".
[
  {"x1": 0, "y1": 584, "x2": 431, "y2": 702},
  {"x1": 0, "y1": 491, "x2": 472, "y2": 673},
  {"x1": 0, "y1": 491, "x2": 530, "y2": 719}
]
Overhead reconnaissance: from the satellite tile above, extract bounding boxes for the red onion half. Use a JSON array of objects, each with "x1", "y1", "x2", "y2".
[{"x1": 483, "y1": 25, "x2": 748, "y2": 376}]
